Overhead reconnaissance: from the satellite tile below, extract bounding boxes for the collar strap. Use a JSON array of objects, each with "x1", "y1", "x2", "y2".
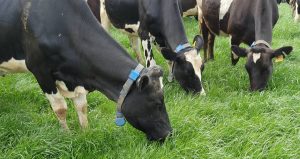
[
  {"x1": 251, "y1": 40, "x2": 272, "y2": 49},
  {"x1": 175, "y1": 43, "x2": 191, "y2": 53},
  {"x1": 115, "y1": 64, "x2": 144, "y2": 126}
]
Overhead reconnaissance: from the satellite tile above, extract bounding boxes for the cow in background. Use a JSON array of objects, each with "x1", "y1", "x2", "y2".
[
  {"x1": 197, "y1": 0, "x2": 293, "y2": 91},
  {"x1": 88, "y1": 0, "x2": 206, "y2": 94}
]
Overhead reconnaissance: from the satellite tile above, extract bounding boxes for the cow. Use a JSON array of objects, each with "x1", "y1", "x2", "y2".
[
  {"x1": 0, "y1": 0, "x2": 172, "y2": 141},
  {"x1": 197, "y1": 0, "x2": 293, "y2": 91},
  {"x1": 88, "y1": 0, "x2": 206, "y2": 94}
]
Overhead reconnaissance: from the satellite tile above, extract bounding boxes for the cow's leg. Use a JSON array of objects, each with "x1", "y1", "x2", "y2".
[
  {"x1": 208, "y1": 32, "x2": 215, "y2": 60},
  {"x1": 129, "y1": 35, "x2": 144, "y2": 65},
  {"x1": 167, "y1": 61, "x2": 174, "y2": 82},
  {"x1": 142, "y1": 38, "x2": 156, "y2": 67},
  {"x1": 31, "y1": 71, "x2": 69, "y2": 130},
  {"x1": 100, "y1": 0, "x2": 111, "y2": 31},
  {"x1": 72, "y1": 92, "x2": 89, "y2": 129},
  {"x1": 230, "y1": 36, "x2": 241, "y2": 65},
  {"x1": 201, "y1": 21, "x2": 209, "y2": 62},
  {"x1": 46, "y1": 91, "x2": 69, "y2": 130}
]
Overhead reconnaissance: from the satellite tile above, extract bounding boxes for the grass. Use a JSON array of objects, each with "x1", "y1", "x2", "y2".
[{"x1": 0, "y1": 4, "x2": 299, "y2": 159}]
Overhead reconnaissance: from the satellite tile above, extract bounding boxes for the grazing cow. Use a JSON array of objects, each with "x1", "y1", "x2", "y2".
[
  {"x1": 197, "y1": 0, "x2": 293, "y2": 91},
  {"x1": 88, "y1": 0, "x2": 206, "y2": 94},
  {"x1": 0, "y1": 0, "x2": 172, "y2": 141}
]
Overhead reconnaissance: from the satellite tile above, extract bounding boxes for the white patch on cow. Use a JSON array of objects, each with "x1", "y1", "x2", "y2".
[
  {"x1": 100, "y1": 0, "x2": 111, "y2": 31},
  {"x1": 196, "y1": 0, "x2": 203, "y2": 23},
  {"x1": 183, "y1": 6, "x2": 198, "y2": 17},
  {"x1": 56, "y1": 81, "x2": 88, "y2": 99},
  {"x1": 142, "y1": 39, "x2": 156, "y2": 67},
  {"x1": 219, "y1": 0, "x2": 233, "y2": 20},
  {"x1": 252, "y1": 53, "x2": 261, "y2": 63},
  {"x1": 125, "y1": 22, "x2": 140, "y2": 33},
  {"x1": 231, "y1": 51, "x2": 239, "y2": 60},
  {"x1": 167, "y1": 61, "x2": 174, "y2": 82},
  {"x1": 159, "y1": 77, "x2": 164, "y2": 89},
  {"x1": 184, "y1": 49, "x2": 206, "y2": 95},
  {"x1": 45, "y1": 91, "x2": 69, "y2": 130},
  {"x1": 54, "y1": 81, "x2": 89, "y2": 128},
  {"x1": 295, "y1": 2, "x2": 300, "y2": 22},
  {"x1": 121, "y1": 22, "x2": 140, "y2": 36},
  {"x1": 0, "y1": 58, "x2": 28, "y2": 75}
]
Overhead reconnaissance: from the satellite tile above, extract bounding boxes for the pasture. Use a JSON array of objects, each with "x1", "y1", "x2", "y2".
[{"x1": 0, "y1": 4, "x2": 299, "y2": 158}]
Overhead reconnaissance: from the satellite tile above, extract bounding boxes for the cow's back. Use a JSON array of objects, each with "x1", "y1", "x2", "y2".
[
  {"x1": 226, "y1": 0, "x2": 278, "y2": 43},
  {"x1": 0, "y1": 0, "x2": 24, "y2": 62}
]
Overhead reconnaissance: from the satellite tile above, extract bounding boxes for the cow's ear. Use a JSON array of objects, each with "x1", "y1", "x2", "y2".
[
  {"x1": 193, "y1": 35, "x2": 204, "y2": 53},
  {"x1": 231, "y1": 45, "x2": 248, "y2": 57},
  {"x1": 272, "y1": 46, "x2": 293, "y2": 58},
  {"x1": 161, "y1": 48, "x2": 177, "y2": 61},
  {"x1": 137, "y1": 75, "x2": 150, "y2": 91}
]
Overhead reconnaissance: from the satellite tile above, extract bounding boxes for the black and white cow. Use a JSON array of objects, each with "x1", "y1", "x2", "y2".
[
  {"x1": 88, "y1": 0, "x2": 206, "y2": 94},
  {"x1": 0, "y1": 0, "x2": 171, "y2": 141},
  {"x1": 197, "y1": 0, "x2": 293, "y2": 91}
]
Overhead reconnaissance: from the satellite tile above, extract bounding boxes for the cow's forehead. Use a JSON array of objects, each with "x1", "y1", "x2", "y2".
[{"x1": 184, "y1": 49, "x2": 202, "y2": 79}]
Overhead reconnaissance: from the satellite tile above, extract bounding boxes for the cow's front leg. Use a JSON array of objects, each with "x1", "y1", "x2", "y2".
[
  {"x1": 31, "y1": 70, "x2": 69, "y2": 130},
  {"x1": 230, "y1": 36, "x2": 241, "y2": 65},
  {"x1": 201, "y1": 21, "x2": 209, "y2": 62},
  {"x1": 129, "y1": 35, "x2": 144, "y2": 65},
  {"x1": 167, "y1": 61, "x2": 174, "y2": 82},
  {"x1": 45, "y1": 91, "x2": 69, "y2": 130},
  {"x1": 142, "y1": 38, "x2": 156, "y2": 67},
  {"x1": 208, "y1": 32, "x2": 215, "y2": 60},
  {"x1": 72, "y1": 91, "x2": 89, "y2": 129},
  {"x1": 100, "y1": 0, "x2": 111, "y2": 31}
]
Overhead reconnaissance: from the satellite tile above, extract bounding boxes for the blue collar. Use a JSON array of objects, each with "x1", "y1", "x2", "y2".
[
  {"x1": 251, "y1": 40, "x2": 271, "y2": 48},
  {"x1": 175, "y1": 43, "x2": 191, "y2": 53},
  {"x1": 115, "y1": 64, "x2": 144, "y2": 126}
]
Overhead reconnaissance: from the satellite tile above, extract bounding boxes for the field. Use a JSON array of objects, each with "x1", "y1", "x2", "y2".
[{"x1": 1, "y1": 4, "x2": 299, "y2": 159}]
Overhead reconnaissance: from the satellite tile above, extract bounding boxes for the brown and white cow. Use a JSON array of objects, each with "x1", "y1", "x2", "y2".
[{"x1": 197, "y1": 0, "x2": 294, "y2": 91}]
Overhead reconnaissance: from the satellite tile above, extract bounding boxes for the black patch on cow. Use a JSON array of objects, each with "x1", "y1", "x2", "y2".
[{"x1": 105, "y1": 0, "x2": 139, "y2": 30}]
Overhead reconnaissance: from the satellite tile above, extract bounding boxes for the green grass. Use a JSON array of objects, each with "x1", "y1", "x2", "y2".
[{"x1": 1, "y1": 4, "x2": 299, "y2": 159}]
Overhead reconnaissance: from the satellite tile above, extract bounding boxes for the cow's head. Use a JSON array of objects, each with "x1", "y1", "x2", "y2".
[
  {"x1": 232, "y1": 45, "x2": 293, "y2": 91},
  {"x1": 122, "y1": 66, "x2": 171, "y2": 142},
  {"x1": 287, "y1": 0, "x2": 300, "y2": 22},
  {"x1": 161, "y1": 36, "x2": 205, "y2": 94}
]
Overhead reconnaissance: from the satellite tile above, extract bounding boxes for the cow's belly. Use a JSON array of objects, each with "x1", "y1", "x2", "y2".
[
  {"x1": 120, "y1": 22, "x2": 140, "y2": 36},
  {"x1": 0, "y1": 58, "x2": 28, "y2": 75}
]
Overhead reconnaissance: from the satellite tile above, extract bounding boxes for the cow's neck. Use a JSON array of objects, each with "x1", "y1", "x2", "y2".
[
  {"x1": 150, "y1": 0, "x2": 189, "y2": 51},
  {"x1": 79, "y1": 32, "x2": 139, "y2": 102},
  {"x1": 254, "y1": 0, "x2": 277, "y2": 43},
  {"x1": 162, "y1": 1, "x2": 189, "y2": 50},
  {"x1": 55, "y1": 0, "x2": 138, "y2": 102}
]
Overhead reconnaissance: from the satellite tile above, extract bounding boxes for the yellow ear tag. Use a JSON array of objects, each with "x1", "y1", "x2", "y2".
[
  {"x1": 275, "y1": 55, "x2": 284, "y2": 63},
  {"x1": 193, "y1": 41, "x2": 196, "y2": 48}
]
